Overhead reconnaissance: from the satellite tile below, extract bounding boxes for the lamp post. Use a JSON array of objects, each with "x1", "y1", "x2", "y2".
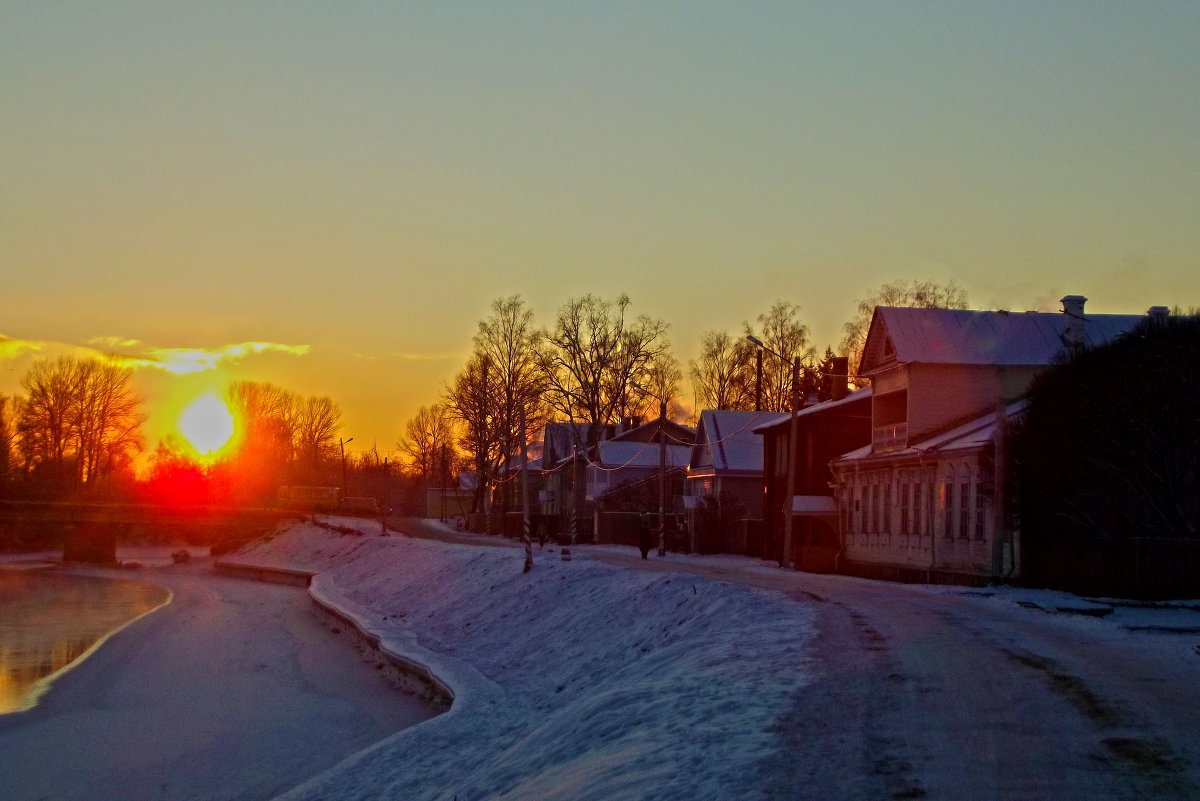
[
  {"x1": 746, "y1": 335, "x2": 800, "y2": 570},
  {"x1": 339, "y1": 437, "x2": 354, "y2": 499},
  {"x1": 632, "y1": 382, "x2": 669, "y2": 556}
]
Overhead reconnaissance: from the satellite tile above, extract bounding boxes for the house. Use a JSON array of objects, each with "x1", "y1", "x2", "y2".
[
  {"x1": 829, "y1": 296, "x2": 1152, "y2": 583},
  {"x1": 754, "y1": 388, "x2": 872, "y2": 569},
  {"x1": 684, "y1": 410, "x2": 784, "y2": 554}
]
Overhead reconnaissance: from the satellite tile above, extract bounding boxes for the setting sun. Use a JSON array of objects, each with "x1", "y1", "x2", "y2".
[{"x1": 178, "y1": 393, "x2": 235, "y2": 457}]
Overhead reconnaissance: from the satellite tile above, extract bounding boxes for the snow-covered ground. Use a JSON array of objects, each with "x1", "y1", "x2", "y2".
[
  {"x1": 224, "y1": 517, "x2": 1200, "y2": 801},
  {"x1": 222, "y1": 519, "x2": 816, "y2": 801}
]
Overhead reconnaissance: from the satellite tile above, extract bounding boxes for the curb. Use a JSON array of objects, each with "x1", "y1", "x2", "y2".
[{"x1": 213, "y1": 559, "x2": 454, "y2": 712}]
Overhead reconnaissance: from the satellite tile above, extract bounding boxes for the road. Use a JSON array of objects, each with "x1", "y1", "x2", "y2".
[
  {"x1": 588, "y1": 549, "x2": 1200, "y2": 800},
  {"x1": 392, "y1": 518, "x2": 1200, "y2": 800},
  {"x1": 0, "y1": 560, "x2": 434, "y2": 801}
]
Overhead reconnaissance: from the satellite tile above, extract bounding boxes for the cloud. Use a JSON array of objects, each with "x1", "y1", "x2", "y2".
[
  {"x1": 92, "y1": 340, "x2": 311, "y2": 374},
  {"x1": 354, "y1": 350, "x2": 462, "y2": 362},
  {"x1": 0, "y1": 335, "x2": 44, "y2": 361},
  {"x1": 87, "y1": 335, "x2": 142, "y2": 349}
]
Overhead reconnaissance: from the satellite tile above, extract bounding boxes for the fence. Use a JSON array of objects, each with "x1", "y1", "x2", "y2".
[{"x1": 1021, "y1": 534, "x2": 1200, "y2": 600}]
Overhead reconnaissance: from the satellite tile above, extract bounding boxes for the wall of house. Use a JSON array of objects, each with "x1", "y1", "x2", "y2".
[
  {"x1": 834, "y1": 449, "x2": 999, "y2": 578},
  {"x1": 906, "y1": 364, "x2": 1038, "y2": 443}
]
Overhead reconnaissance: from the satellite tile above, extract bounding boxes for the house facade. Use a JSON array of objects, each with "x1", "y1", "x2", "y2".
[
  {"x1": 830, "y1": 296, "x2": 1151, "y2": 582},
  {"x1": 685, "y1": 410, "x2": 784, "y2": 553},
  {"x1": 755, "y1": 388, "x2": 872, "y2": 570}
]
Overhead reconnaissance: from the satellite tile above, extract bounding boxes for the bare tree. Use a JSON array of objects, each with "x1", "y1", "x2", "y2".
[
  {"x1": 539, "y1": 293, "x2": 670, "y2": 444},
  {"x1": 743, "y1": 300, "x2": 815, "y2": 412},
  {"x1": 293, "y1": 395, "x2": 342, "y2": 479},
  {"x1": 839, "y1": 279, "x2": 968, "y2": 384},
  {"x1": 443, "y1": 353, "x2": 502, "y2": 512},
  {"x1": 689, "y1": 330, "x2": 757, "y2": 411},
  {"x1": 14, "y1": 357, "x2": 144, "y2": 492},
  {"x1": 474, "y1": 295, "x2": 548, "y2": 476},
  {"x1": 227, "y1": 380, "x2": 298, "y2": 471},
  {"x1": 0, "y1": 394, "x2": 14, "y2": 488},
  {"x1": 398, "y1": 404, "x2": 455, "y2": 490},
  {"x1": 636, "y1": 350, "x2": 684, "y2": 421},
  {"x1": 73, "y1": 360, "x2": 145, "y2": 486}
]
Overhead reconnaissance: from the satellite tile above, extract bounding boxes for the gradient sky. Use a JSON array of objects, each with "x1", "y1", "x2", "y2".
[{"x1": 3, "y1": 2, "x2": 1198, "y2": 460}]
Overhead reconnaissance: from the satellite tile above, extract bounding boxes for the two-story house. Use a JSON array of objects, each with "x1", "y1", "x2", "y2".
[{"x1": 830, "y1": 296, "x2": 1152, "y2": 582}]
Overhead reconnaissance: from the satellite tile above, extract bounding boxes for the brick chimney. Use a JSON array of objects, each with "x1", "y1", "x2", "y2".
[
  {"x1": 1148, "y1": 305, "x2": 1170, "y2": 323},
  {"x1": 830, "y1": 356, "x2": 850, "y2": 401},
  {"x1": 1060, "y1": 295, "x2": 1088, "y2": 349}
]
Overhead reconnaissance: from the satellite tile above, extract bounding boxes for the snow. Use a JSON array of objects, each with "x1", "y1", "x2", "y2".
[{"x1": 222, "y1": 519, "x2": 816, "y2": 801}]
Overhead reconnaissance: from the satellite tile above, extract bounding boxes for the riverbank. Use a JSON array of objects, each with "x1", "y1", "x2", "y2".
[
  {"x1": 220, "y1": 517, "x2": 816, "y2": 801},
  {"x1": 0, "y1": 554, "x2": 433, "y2": 801}
]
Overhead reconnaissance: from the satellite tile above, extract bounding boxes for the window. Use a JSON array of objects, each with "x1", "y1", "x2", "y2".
[
  {"x1": 942, "y1": 476, "x2": 954, "y2": 540},
  {"x1": 899, "y1": 480, "x2": 909, "y2": 536},
  {"x1": 958, "y1": 467, "x2": 971, "y2": 540},
  {"x1": 974, "y1": 470, "x2": 985, "y2": 540},
  {"x1": 883, "y1": 481, "x2": 891, "y2": 535}
]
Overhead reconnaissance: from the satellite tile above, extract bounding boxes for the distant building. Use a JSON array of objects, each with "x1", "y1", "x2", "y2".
[{"x1": 685, "y1": 410, "x2": 784, "y2": 554}]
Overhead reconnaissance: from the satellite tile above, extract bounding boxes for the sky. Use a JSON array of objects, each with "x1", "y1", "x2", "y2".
[{"x1": 3, "y1": 2, "x2": 1198, "y2": 462}]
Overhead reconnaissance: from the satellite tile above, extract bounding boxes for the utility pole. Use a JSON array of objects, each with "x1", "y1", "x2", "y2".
[
  {"x1": 340, "y1": 437, "x2": 354, "y2": 499},
  {"x1": 658, "y1": 399, "x2": 668, "y2": 556},
  {"x1": 781, "y1": 358, "x2": 800, "y2": 570},
  {"x1": 520, "y1": 405, "x2": 533, "y2": 572}
]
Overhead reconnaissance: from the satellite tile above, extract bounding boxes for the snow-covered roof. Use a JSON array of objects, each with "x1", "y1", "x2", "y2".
[
  {"x1": 692, "y1": 410, "x2": 783, "y2": 474},
  {"x1": 834, "y1": 399, "x2": 1028, "y2": 465},
  {"x1": 751, "y1": 387, "x2": 872, "y2": 434},
  {"x1": 859, "y1": 307, "x2": 1147, "y2": 374},
  {"x1": 594, "y1": 440, "x2": 692, "y2": 469}
]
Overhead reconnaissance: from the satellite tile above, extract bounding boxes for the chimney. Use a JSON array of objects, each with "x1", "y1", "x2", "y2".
[
  {"x1": 830, "y1": 356, "x2": 850, "y2": 401},
  {"x1": 1148, "y1": 305, "x2": 1170, "y2": 323},
  {"x1": 1060, "y1": 295, "x2": 1088, "y2": 349}
]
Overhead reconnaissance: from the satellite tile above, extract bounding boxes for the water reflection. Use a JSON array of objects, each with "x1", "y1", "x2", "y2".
[{"x1": 0, "y1": 570, "x2": 170, "y2": 714}]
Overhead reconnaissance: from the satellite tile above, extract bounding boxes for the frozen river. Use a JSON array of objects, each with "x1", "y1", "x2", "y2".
[{"x1": 0, "y1": 559, "x2": 435, "y2": 801}]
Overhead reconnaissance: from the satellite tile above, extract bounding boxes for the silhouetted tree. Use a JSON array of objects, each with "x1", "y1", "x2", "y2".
[
  {"x1": 538, "y1": 293, "x2": 671, "y2": 444},
  {"x1": 14, "y1": 357, "x2": 144, "y2": 494},
  {"x1": 689, "y1": 330, "x2": 757, "y2": 412},
  {"x1": 397, "y1": 404, "x2": 455, "y2": 490},
  {"x1": 1015, "y1": 313, "x2": 1200, "y2": 542},
  {"x1": 743, "y1": 300, "x2": 815, "y2": 412},
  {"x1": 839, "y1": 279, "x2": 967, "y2": 385}
]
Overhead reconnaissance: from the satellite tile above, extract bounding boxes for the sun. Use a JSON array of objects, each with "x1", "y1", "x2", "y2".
[{"x1": 178, "y1": 393, "x2": 235, "y2": 457}]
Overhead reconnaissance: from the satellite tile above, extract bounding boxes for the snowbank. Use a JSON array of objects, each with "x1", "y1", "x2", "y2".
[{"x1": 223, "y1": 519, "x2": 815, "y2": 801}]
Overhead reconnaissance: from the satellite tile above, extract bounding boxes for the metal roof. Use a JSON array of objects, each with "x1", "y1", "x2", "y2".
[
  {"x1": 692, "y1": 410, "x2": 781, "y2": 474},
  {"x1": 594, "y1": 440, "x2": 692, "y2": 469},
  {"x1": 860, "y1": 307, "x2": 1147, "y2": 373}
]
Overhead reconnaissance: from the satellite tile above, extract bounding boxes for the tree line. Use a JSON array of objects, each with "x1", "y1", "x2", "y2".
[
  {"x1": 0, "y1": 354, "x2": 347, "y2": 505},
  {"x1": 397, "y1": 279, "x2": 967, "y2": 509}
]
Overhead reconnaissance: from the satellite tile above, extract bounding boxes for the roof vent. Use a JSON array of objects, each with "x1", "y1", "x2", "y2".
[{"x1": 1148, "y1": 305, "x2": 1170, "y2": 320}]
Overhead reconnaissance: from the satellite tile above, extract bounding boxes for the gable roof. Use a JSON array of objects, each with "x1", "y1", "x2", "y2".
[
  {"x1": 610, "y1": 415, "x2": 696, "y2": 445},
  {"x1": 859, "y1": 307, "x2": 1147, "y2": 374},
  {"x1": 751, "y1": 387, "x2": 872, "y2": 435},
  {"x1": 593, "y1": 440, "x2": 692, "y2": 469},
  {"x1": 691, "y1": 410, "x2": 783, "y2": 474}
]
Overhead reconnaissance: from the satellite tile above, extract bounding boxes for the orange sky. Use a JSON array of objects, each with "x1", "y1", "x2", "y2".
[{"x1": 2, "y1": 4, "x2": 1197, "y2": 462}]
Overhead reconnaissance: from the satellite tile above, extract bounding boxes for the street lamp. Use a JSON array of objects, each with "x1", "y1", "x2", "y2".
[
  {"x1": 746, "y1": 335, "x2": 800, "y2": 570},
  {"x1": 340, "y1": 437, "x2": 353, "y2": 499},
  {"x1": 631, "y1": 381, "x2": 669, "y2": 557}
]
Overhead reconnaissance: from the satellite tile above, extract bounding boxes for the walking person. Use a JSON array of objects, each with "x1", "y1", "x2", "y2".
[{"x1": 638, "y1": 513, "x2": 653, "y2": 560}]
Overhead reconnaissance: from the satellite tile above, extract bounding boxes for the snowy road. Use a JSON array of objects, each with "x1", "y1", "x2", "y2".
[
  {"x1": 586, "y1": 549, "x2": 1200, "y2": 800},
  {"x1": 0, "y1": 561, "x2": 434, "y2": 801}
]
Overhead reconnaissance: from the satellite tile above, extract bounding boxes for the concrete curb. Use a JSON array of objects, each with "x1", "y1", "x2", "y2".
[{"x1": 213, "y1": 559, "x2": 455, "y2": 712}]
